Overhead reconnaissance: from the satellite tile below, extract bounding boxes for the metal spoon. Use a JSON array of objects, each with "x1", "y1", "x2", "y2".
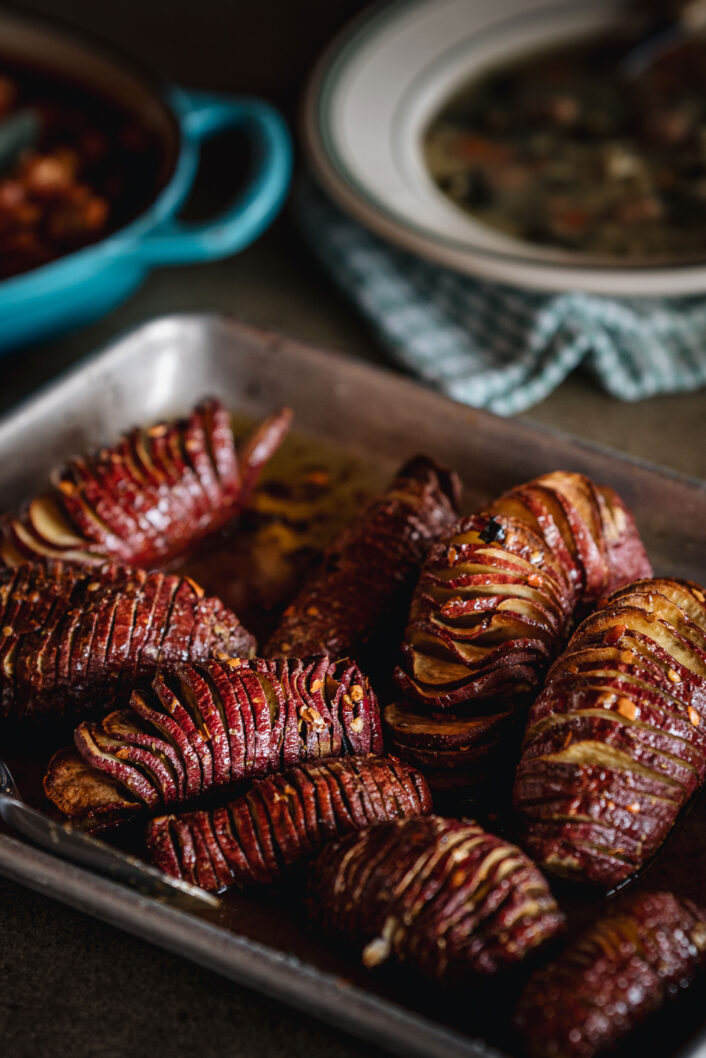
[
  {"x1": 0, "y1": 756, "x2": 219, "y2": 912},
  {"x1": 619, "y1": 0, "x2": 706, "y2": 79}
]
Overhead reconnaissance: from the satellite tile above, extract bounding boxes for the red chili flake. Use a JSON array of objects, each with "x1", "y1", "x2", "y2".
[
  {"x1": 304, "y1": 469, "x2": 330, "y2": 486},
  {"x1": 605, "y1": 624, "x2": 627, "y2": 646},
  {"x1": 450, "y1": 867, "x2": 467, "y2": 888},
  {"x1": 300, "y1": 705, "x2": 326, "y2": 731},
  {"x1": 441, "y1": 596, "x2": 464, "y2": 616},
  {"x1": 616, "y1": 698, "x2": 636, "y2": 721}
]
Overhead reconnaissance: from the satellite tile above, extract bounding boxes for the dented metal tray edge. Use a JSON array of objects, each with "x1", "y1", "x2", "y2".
[{"x1": 0, "y1": 312, "x2": 705, "y2": 1058}]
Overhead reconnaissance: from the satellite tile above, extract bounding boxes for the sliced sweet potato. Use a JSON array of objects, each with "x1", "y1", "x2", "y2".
[
  {"x1": 44, "y1": 656, "x2": 383, "y2": 825},
  {"x1": 309, "y1": 815, "x2": 564, "y2": 980},
  {"x1": 0, "y1": 400, "x2": 292, "y2": 569},
  {"x1": 0, "y1": 561, "x2": 255, "y2": 719},
  {"x1": 397, "y1": 472, "x2": 650, "y2": 716},
  {"x1": 147, "y1": 755, "x2": 432, "y2": 891},
  {"x1": 265, "y1": 455, "x2": 460, "y2": 659},
  {"x1": 515, "y1": 890, "x2": 706, "y2": 1058},
  {"x1": 43, "y1": 746, "x2": 140, "y2": 828},
  {"x1": 515, "y1": 577, "x2": 706, "y2": 886}
]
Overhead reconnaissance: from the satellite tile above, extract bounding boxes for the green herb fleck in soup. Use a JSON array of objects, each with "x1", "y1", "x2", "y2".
[{"x1": 425, "y1": 30, "x2": 706, "y2": 259}]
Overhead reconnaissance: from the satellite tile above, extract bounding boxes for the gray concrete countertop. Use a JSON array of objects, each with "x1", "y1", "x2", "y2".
[{"x1": 1, "y1": 3, "x2": 705, "y2": 1057}]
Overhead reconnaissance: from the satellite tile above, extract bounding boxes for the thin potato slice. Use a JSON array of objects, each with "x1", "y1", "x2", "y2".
[{"x1": 515, "y1": 576, "x2": 706, "y2": 886}]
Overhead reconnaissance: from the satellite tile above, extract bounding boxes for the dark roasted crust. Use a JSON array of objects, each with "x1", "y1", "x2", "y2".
[
  {"x1": 308, "y1": 814, "x2": 564, "y2": 980},
  {"x1": 396, "y1": 472, "x2": 651, "y2": 715},
  {"x1": 264, "y1": 456, "x2": 460, "y2": 659},
  {"x1": 0, "y1": 400, "x2": 292, "y2": 569},
  {"x1": 383, "y1": 700, "x2": 518, "y2": 793},
  {"x1": 44, "y1": 656, "x2": 383, "y2": 825},
  {"x1": 0, "y1": 561, "x2": 255, "y2": 719},
  {"x1": 515, "y1": 890, "x2": 706, "y2": 1058},
  {"x1": 395, "y1": 512, "x2": 572, "y2": 711},
  {"x1": 146, "y1": 755, "x2": 432, "y2": 891},
  {"x1": 514, "y1": 577, "x2": 706, "y2": 886}
]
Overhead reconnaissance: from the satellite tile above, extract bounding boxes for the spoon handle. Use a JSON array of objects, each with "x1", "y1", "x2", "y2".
[{"x1": 0, "y1": 109, "x2": 41, "y2": 173}]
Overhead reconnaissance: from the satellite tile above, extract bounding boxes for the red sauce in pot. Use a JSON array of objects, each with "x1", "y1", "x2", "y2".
[{"x1": 0, "y1": 62, "x2": 163, "y2": 279}]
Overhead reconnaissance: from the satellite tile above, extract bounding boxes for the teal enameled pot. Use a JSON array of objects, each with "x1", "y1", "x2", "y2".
[{"x1": 0, "y1": 8, "x2": 292, "y2": 352}]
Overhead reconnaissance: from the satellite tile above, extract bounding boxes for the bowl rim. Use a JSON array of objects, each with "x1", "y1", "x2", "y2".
[
  {"x1": 301, "y1": 0, "x2": 706, "y2": 296},
  {"x1": 0, "y1": 3, "x2": 193, "y2": 296}
]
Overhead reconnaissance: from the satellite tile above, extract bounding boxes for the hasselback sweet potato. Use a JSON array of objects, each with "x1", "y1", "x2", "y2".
[
  {"x1": 515, "y1": 890, "x2": 706, "y2": 1058},
  {"x1": 0, "y1": 561, "x2": 254, "y2": 719},
  {"x1": 44, "y1": 656, "x2": 383, "y2": 827},
  {"x1": 396, "y1": 472, "x2": 651, "y2": 712},
  {"x1": 487, "y1": 472, "x2": 650, "y2": 611},
  {"x1": 147, "y1": 755, "x2": 432, "y2": 891},
  {"x1": 515, "y1": 578, "x2": 706, "y2": 886},
  {"x1": 309, "y1": 814, "x2": 564, "y2": 979},
  {"x1": 0, "y1": 399, "x2": 292, "y2": 569},
  {"x1": 264, "y1": 456, "x2": 460, "y2": 659}
]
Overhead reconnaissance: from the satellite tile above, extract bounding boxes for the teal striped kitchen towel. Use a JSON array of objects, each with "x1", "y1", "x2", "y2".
[{"x1": 295, "y1": 178, "x2": 706, "y2": 416}]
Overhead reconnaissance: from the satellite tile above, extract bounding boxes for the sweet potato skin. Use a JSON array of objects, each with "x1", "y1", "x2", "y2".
[
  {"x1": 514, "y1": 578, "x2": 706, "y2": 886},
  {"x1": 395, "y1": 511, "x2": 573, "y2": 711},
  {"x1": 264, "y1": 456, "x2": 460, "y2": 660},
  {"x1": 44, "y1": 655, "x2": 383, "y2": 825},
  {"x1": 390, "y1": 473, "x2": 651, "y2": 796},
  {"x1": 0, "y1": 400, "x2": 292, "y2": 570},
  {"x1": 147, "y1": 755, "x2": 432, "y2": 891},
  {"x1": 383, "y1": 699, "x2": 518, "y2": 793},
  {"x1": 515, "y1": 890, "x2": 706, "y2": 1058},
  {"x1": 396, "y1": 472, "x2": 651, "y2": 713},
  {"x1": 0, "y1": 561, "x2": 255, "y2": 719},
  {"x1": 309, "y1": 814, "x2": 564, "y2": 980}
]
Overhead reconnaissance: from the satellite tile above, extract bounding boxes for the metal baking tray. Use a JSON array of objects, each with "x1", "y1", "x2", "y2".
[{"x1": 1, "y1": 314, "x2": 705, "y2": 1058}]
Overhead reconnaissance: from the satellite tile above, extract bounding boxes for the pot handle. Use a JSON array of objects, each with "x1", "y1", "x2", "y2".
[{"x1": 134, "y1": 90, "x2": 292, "y2": 265}]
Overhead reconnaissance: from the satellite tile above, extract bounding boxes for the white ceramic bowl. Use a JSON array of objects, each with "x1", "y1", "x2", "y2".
[{"x1": 302, "y1": 0, "x2": 706, "y2": 296}]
